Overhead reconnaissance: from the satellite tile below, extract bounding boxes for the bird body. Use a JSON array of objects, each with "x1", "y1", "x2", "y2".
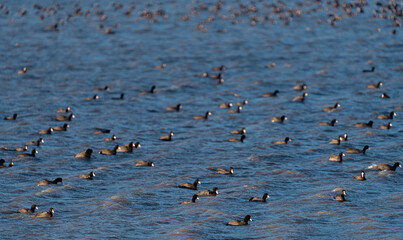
[
  {"x1": 37, "y1": 178, "x2": 62, "y2": 186},
  {"x1": 180, "y1": 194, "x2": 198, "y2": 205},
  {"x1": 227, "y1": 215, "x2": 252, "y2": 226},
  {"x1": 53, "y1": 124, "x2": 69, "y2": 131},
  {"x1": 353, "y1": 171, "x2": 366, "y2": 181},
  {"x1": 230, "y1": 128, "x2": 246, "y2": 134},
  {"x1": 56, "y1": 114, "x2": 75, "y2": 121},
  {"x1": 328, "y1": 152, "x2": 344, "y2": 162},
  {"x1": 159, "y1": 132, "x2": 173, "y2": 141},
  {"x1": 270, "y1": 116, "x2": 287, "y2": 123},
  {"x1": 228, "y1": 135, "x2": 246, "y2": 142},
  {"x1": 375, "y1": 162, "x2": 401, "y2": 171},
  {"x1": 354, "y1": 121, "x2": 373, "y2": 128},
  {"x1": 17, "y1": 149, "x2": 38, "y2": 157},
  {"x1": 217, "y1": 167, "x2": 233, "y2": 175},
  {"x1": 193, "y1": 112, "x2": 211, "y2": 120},
  {"x1": 39, "y1": 128, "x2": 53, "y2": 134},
  {"x1": 249, "y1": 193, "x2": 269, "y2": 202},
  {"x1": 178, "y1": 179, "x2": 201, "y2": 190},
  {"x1": 135, "y1": 161, "x2": 154, "y2": 167},
  {"x1": 4, "y1": 113, "x2": 18, "y2": 120},
  {"x1": 78, "y1": 172, "x2": 95, "y2": 179},
  {"x1": 262, "y1": 90, "x2": 279, "y2": 97},
  {"x1": 376, "y1": 111, "x2": 396, "y2": 119},
  {"x1": 366, "y1": 81, "x2": 382, "y2": 88},
  {"x1": 74, "y1": 149, "x2": 93, "y2": 159},
  {"x1": 17, "y1": 205, "x2": 37, "y2": 213},
  {"x1": 273, "y1": 137, "x2": 291, "y2": 145},
  {"x1": 197, "y1": 187, "x2": 218, "y2": 196},
  {"x1": 346, "y1": 145, "x2": 370, "y2": 154},
  {"x1": 35, "y1": 208, "x2": 54, "y2": 218},
  {"x1": 333, "y1": 190, "x2": 346, "y2": 202},
  {"x1": 318, "y1": 119, "x2": 338, "y2": 126},
  {"x1": 99, "y1": 145, "x2": 119, "y2": 155}
]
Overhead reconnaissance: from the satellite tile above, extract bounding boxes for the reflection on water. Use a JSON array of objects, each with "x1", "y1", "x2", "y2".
[{"x1": 0, "y1": 0, "x2": 402, "y2": 239}]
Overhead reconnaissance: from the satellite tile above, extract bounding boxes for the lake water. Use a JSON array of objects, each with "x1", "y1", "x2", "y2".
[{"x1": 1, "y1": 0, "x2": 402, "y2": 239}]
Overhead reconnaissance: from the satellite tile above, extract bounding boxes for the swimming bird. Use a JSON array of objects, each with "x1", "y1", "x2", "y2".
[
  {"x1": 266, "y1": 62, "x2": 276, "y2": 68},
  {"x1": 17, "y1": 149, "x2": 38, "y2": 157},
  {"x1": 35, "y1": 208, "x2": 54, "y2": 218},
  {"x1": 235, "y1": 100, "x2": 248, "y2": 106},
  {"x1": 166, "y1": 104, "x2": 182, "y2": 111},
  {"x1": 217, "y1": 167, "x2": 233, "y2": 175},
  {"x1": 374, "y1": 162, "x2": 401, "y2": 171},
  {"x1": 381, "y1": 93, "x2": 390, "y2": 99},
  {"x1": 112, "y1": 93, "x2": 124, "y2": 100},
  {"x1": 341, "y1": 133, "x2": 348, "y2": 141},
  {"x1": 178, "y1": 179, "x2": 201, "y2": 190},
  {"x1": 228, "y1": 135, "x2": 246, "y2": 142},
  {"x1": 209, "y1": 72, "x2": 222, "y2": 79},
  {"x1": 376, "y1": 111, "x2": 396, "y2": 119},
  {"x1": 367, "y1": 81, "x2": 382, "y2": 88},
  {"x1": 159, "y1": 132, "x2": 173, "y2": 141},
  {"x1": 353, "y1": 171, "x2": 366, "y2": 181},
  {"x1": 293, "y1": 83, "x2": 306, "y2": 91},
  {"x1": 212, "y1": 65, "x2": 225, "y2": 71},
  {"x1": 0, "y1": 159, "x2": 13, "y2": 168},
  {"x1": 93, "y1": 86, "x2": 110, "y2": 92},
  {"x1": 219, "y1": 102, "x2": 233, "y2": 108},
  {"x1": 4, "y1": 113, "x2": 17, "y2": 120},
  {"x1": 346, "y1": 145, "x2": 370, "y2": 154},
  {"x1": 322, "y1": 103, "x2": 340, "y2": 112},
  {"x1": 139, "y1": 86, "x2": 156, "y2": 95},
  {"x1": 180, "y1": 194, "x2": 198, "y2": 205},
  {"x1": 227, "y1": 215, "x2": 252, "y2": 226},
  {"x1": 56, "y1": 113, "x2": 75, "y2": 121},
  {"x1": 39, "y1": 127, "x2": 53, "y2": 134},
  {"x1": 329, "y1": 136, "x2": 343, "y2": 145},
  {"x1": 17, "y1": 205, "x2": 38, "y2": 213},
  {"x1": 354, "y1": 121, "x2": 373, "y2": 128},
  {"x1": 78, "y1": 171, "x2": 95, "y2": 179},
  {"x1": 53, "y1": 124, "x2": 69, "y2": 131},
  {"x1": 117, "y1": 142, "x2": 140, "y2": 153},
  {"x1": 363, "y1": 66, "x2": 375, "y2": 73},
  {"x1": 292, "y1": 92, "x2": 308, "y2": 102},
  {"x1": 230, "y1": 128, "x2": 246, "y2": 134},
  {"x1": 17, "y1": 67, "x2": 27, "y2": 75},
  {"x1": 135, "y1": 161, "x2": 154, "y2": 167},
  {"x1": 328, "y1": 152, "x2": 344, "y2": 162},
  {"x1": 197, "y1": 187, "x2": 218, "y2": 196},
  {"x1": 249, "y1": 193, "x2": 269, "y2": 202},
  {"x1": 228, "y1": 106, "x2": 242, "y2": 113},
  {"x1": 84, "y1": 95, "x2": 99, "y2": 101},
  {"x1": 193, "y1": 112, "x2": 211, "y2": 120},
  {"x1": 333, "y1": 190, "x2": 346, "y2": 202},
  {"x1": 104, "y1": 135, "x2": 117, "y2": 141},
  {"x1": 262, "y1": 90, "x2": 279, "y2": 97},
  {"x1": 270, "y1": 115, "x2": 287, "y2": 123},
  {"x1": 57, "y1": 107, "x2": 70, "y2": 113},
  {"x1": 273, "y1": 137, "x2": 291, "y2": 145},
  {"x1": 37, "y1": 178, "x2": 62, "y2": 186},
  {"x1": 93, "y1": 128, "x2": 110, "y2": 134},
  {"x1": 318, "y1": 119, "x2": 338, "y2": 126},
  {"x1": 1, "y1": 145, "x2": 27, "y2": 151},
  {"x1": 378, "y1": 122, "x2": 392, "y2": 130},
  {"x1": 99, "y1": 145, "x2": 119, "y2": 155},
  {"x1": 74, "y1": 149, "x2": 93, "y2": 159},
  {"x1": 26, "y1": 138, "x2": 44, "y2": 146},
  {"x1": 155, "y1": 63, "x2": 166, "y2": 69}
]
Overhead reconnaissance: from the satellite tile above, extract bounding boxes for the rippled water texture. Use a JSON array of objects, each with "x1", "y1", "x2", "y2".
[{"x1": 1, "y1": 0, "x2": 402, "y2": 239}]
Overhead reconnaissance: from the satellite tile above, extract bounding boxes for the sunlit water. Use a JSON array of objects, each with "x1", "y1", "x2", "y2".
[{"x1": 0, "y1": 0, "x2": 402, "y2": 239}]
